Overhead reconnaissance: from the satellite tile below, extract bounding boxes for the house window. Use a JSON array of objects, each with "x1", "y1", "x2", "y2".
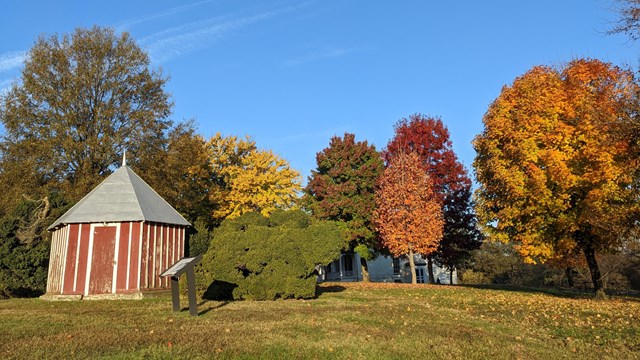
[
  {"x1": 416, "y1": 267, "x2": 426, "y2": 283},
  {"x1": 393, "y1": 258, "x2": 401, "y2": 275},
  {"x1": 342, "y1": 254, "x2": 354, "y2": 276}
]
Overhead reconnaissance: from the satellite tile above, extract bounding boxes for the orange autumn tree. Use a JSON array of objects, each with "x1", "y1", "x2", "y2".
[
  {"x1": 473, "y1": 59, "x2": 640, "y2": 299},
  {"x1": 373, "y1": 152, "x2": 444, "y2": 284}
]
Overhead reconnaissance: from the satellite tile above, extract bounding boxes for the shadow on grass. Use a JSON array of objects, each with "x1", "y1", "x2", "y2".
[
  {"x1": 458, "y1": 283, "x2": 640, "y2": 301},
  {"x1": 315, "y1": 284, "x2": 346, "y2": 298},
  {"x1": 195, "y1": 301, "x2": 230, "y2": 316}
]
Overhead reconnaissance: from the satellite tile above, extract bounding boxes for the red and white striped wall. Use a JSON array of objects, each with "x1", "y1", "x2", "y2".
[{"x1": 46, "y1": 221, "x2": 187, "y2": 296}]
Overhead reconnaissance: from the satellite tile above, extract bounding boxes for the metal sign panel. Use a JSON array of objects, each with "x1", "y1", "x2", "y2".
[
  {"x1": 160, "y1": 255, "x2": 202, "y2": 316},
  {"x1": 160, "y1": 255, "x2": 202, "y2": 278}
]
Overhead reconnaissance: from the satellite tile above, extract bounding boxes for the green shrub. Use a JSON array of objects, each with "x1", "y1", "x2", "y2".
[
  {"x1": 459, "y1": 269, "x2": 490, "y2": 285},
  {"x1": 0, "y1": 192, "x2": 70, "y2": 298},
  {"x1": 200, "y1": 210, "x2": 345, "y2": 300},
  {"x1": 188, "y1": 217, "x2": 212, "y2": 257}
]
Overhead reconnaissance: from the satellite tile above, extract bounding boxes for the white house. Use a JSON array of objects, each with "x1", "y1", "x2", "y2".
[{"x1": 318, "y1": 253, "x2": 457, "y2": 284}]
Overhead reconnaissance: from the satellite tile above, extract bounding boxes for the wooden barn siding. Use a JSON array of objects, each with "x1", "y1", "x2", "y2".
[
  {"x1": 129, "y1": 221, "x2": 141, "y2": 291},
  {"x1": 138, "y1": 222, "x2": 185, "y2": 291},
  {"x1": 142, "y1": 222, "x2": 150, "y2": 289},
  {"x1": 144, "y1": 222, "x2": 152, "y2": 289},
  {"x1": 178, "y1": 227, "x2": 183, "y2": 260},
  {"x1": 45, "y1": 228, "x2": 57, "y2": 293},
  {"x1": 62, "y1": 224, "x2": 79, "y2": 294},
  {"x1": 156, "y1": 224, "x2": 163, "y2": 288},
  {"x1": 46, "y1": 226, "x2": 69, "y2": 294},
  {"x1": 115, "y1": 222, "x2": 130, "y2": 292},
  {"x1": 76, "y1": 224, "x2": 91, "y2": 294},
  {"x1": 47, "y1": 221, "x2": 185, "y2": 296},
  {"x1": 142, "y1": 222, "x2": 163, "y2": 290},
  {"x1": 163, "y1": 224, "x2": 171, "y2": 288},
  {"x1": 165, "y1": 224, "x2": 172, "y2": 287},
  {"x1": 172, "y1": 226, "x2": 177, "y2": 267},
  {"x1": 153, "y1": 223, "x2": 159, "y2": 288},
  {"x1": 115, "y1": 222, "x2": 128, "y2": 291}
]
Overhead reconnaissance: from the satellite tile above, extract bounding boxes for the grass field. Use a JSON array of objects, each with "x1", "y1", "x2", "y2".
[{"x1": 0, "y1": 283, "x2": 638, "y2": 359}]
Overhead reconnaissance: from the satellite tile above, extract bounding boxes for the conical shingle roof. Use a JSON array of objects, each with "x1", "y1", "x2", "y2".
[{"x1": 48, "y1": 166, "x2": 190, "y2": 230}]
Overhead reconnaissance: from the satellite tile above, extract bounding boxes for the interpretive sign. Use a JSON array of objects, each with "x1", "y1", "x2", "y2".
[{"x1": 160, "y1": 255, "x2": 202, "y2": 316}]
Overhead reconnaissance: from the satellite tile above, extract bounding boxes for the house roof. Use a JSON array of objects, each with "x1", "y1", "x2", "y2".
[{"x1": 48, "y1": 166, "x2": 191, "y2": 230}]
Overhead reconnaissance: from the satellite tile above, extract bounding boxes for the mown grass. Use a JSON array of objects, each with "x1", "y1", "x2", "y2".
[{"x1": 0, "y1": 283, "x2": 638, "y2": 359}]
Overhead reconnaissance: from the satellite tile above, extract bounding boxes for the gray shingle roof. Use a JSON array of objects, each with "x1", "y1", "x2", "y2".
[{"x1": 48, "y1": 166, "x2": 191, "y2": 230}]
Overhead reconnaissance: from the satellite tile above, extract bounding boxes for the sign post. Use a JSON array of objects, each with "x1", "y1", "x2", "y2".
[{"x1": 160, "y1": 255, "x2": 202, "y2": 316}]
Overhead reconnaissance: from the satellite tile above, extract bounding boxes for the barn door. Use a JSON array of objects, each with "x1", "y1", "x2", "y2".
[{"x1": 88, "y1": 225, "x2": 118, "y2": 295}]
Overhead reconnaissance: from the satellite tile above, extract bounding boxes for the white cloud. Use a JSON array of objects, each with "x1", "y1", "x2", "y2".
[
  {"x1": 140, "y1": 5, "x2": 299, "y2": 64},
  {"x1": 0, "y1": 51, "x2": 26, "y2": 73},
  {"x1": 115, "y1": 0, "x2": 215, "y2": 31}
]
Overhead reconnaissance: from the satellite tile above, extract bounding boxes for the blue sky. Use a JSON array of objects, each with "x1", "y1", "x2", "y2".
[{"x1": 0, "y1": 1, "x2": 637, "y2": 183}]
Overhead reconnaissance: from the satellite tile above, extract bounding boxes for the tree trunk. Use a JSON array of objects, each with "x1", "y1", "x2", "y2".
[
  {"x1": 427, "y1": 256, "x2": 435, "y2": 284},
  {"x1": 565, "y1": 267, "x2": 575, "y2": 288},
  {"x1": 409, "y1": 249, "x2": 417, "y2": 284},
  {"x1": 360, "y1": 257, "x2": 370, "y2": 282},
  {"x1": 582, "y1": 245, "x2": 607, "y2": 300},
  {"x1": 449, "y1": 268, "x2": 454, "y2": 285}
]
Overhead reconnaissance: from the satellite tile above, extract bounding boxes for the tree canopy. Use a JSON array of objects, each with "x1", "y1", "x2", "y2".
[
  {"x1": 145, "y1": 122, "x2": 215, "y2": 223},
  {"x1": 473, "y1": 58, "x2": 640, "y2": 298},
  {"x1": 384, "y1": 114, "x2": 470, "y2": 202},
  {"x1": 434, "y1": 186, "x2": 483, "y2": 283},
  {"x1": 207, "y1": 133, "x2": 301, "y2": 223},
  {"x1": 304, "y1": 133, "x2": 384, "y2": 280},
  {"x1": 608, "y1": 0, "x2": 640, "y2": 40},
  {"x1": 384, "y1": 114, "x2": 479, "y2": 283},
  {"x1": 0, "y1": 26, "x2": 173, "y2": 210},
  {"x1": 374, "y1": 152, "x2": 443, "y2": 284}
]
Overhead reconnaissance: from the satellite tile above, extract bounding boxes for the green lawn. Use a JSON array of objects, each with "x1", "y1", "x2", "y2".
[{"x1": 0, "y1": 283, "x2": 638, "y2": 359}]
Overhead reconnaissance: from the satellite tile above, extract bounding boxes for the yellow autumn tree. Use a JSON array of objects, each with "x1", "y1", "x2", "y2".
[
  {"x1": 207, "y1": 133, "x2": 301, "y2": 222},
  {"x1": 373, "y1": 152, "x2": 444, "y2": 284},
  {"x1": 473, "y1": 59, "x2": 640, "y2": 298},
  {"x1": 207, "y1": 133, "x2": 256, "y2": 222}
]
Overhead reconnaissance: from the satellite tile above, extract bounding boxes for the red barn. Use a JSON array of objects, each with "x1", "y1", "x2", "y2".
[{"x1": 44, "y1": 164, "x2": 190, "y2": 299}]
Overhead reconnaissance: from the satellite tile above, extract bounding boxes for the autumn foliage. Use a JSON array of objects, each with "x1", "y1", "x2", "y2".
[
  {"x1": 374, "y1": 152, "x2": 443, "y2": 283},
  {"x1": 384, "y1": 114, "x2": 480, "y2": 282},
  {"x1": 384, "y1": 114, "x2": 470, "y2": 202},
  {"x1": 207, "y1": 133, "x2": 301, "y2": 223},
  {"x1": 473, "y1": 58, "x2": 640, "y2": 297},
  {"x1": 304, "y1": 133, "x2": 384, "y2": 280},
  {"x1": 305, "y1": 133, "x2": 383, "y2": 244},
  {"x1": 0, "y1": 26, "x2": 173, "y2": 211}
]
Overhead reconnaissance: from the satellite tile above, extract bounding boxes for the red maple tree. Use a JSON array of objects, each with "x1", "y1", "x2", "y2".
[
  {"x1": 384, "y1": 114, "x2": 470, "y2": 202},
  {"x1": 373, "y1": 152, "x2": 443, "y2": 284},
  {"x1": 384, "y1": 114, "x2": 478, "y2": 283}
]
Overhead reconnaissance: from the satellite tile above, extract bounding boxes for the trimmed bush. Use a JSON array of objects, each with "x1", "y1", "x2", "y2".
[
  {"x1": 200, "y1": 210, "x2": 345, "y2": 300},
  {"x1": 188, "y1": 217, "x2": 212, "y2": 257}
]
